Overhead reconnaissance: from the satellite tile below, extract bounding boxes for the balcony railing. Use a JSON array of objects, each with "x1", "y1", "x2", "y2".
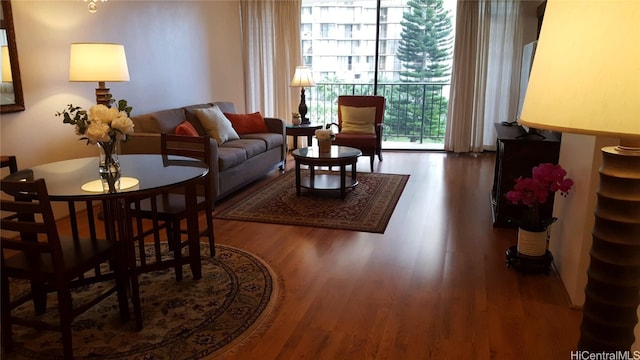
[{"x1": 308, "y1": 82, "x2": 450, "y2": 149}]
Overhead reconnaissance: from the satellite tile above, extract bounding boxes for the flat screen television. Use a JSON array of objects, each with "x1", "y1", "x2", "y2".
[{"x1": 516, "y1": 41, "x2": 539, "y2": 135}]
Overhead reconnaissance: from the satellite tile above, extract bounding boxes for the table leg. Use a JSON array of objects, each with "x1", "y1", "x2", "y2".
[
  {"x1": 310, "y1": 165, "x2": 315, "y2": 189},
  {"x1": 295, "y1": 161, "x2": 301, "y2": 196},
  {"x1": 306, "y1": 135, "x2": 313, "y2": 147},
  {"x1": 293, "y1": 136, "x2": 299, "y2": 150},
  {"x1": 340, "y1": 164, "x2": 346, "y2": 199},
  {"x1": 351, "y1": 161, "x2": 357, "y2": 182}
]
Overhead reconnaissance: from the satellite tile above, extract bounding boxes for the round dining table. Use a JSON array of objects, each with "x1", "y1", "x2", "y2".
[{"x1": 27, "y1": 154, "x2": 209, "y2": 330}]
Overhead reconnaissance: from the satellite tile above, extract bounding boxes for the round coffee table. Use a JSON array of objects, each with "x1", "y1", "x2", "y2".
[{"x1": 291, "y1": 145, "x2": 362, "y2": 199}]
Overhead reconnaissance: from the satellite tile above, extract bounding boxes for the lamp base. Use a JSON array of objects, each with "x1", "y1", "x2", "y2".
[
  {"x1": 301, "y1": 117, "x2": 310, "y2": 125},
  {"x1": 96, "y1": 81, "x2": 112, "y2": 107},
  {"x1": 578, "y1": 145, "x2": 640, "y2": 350}
]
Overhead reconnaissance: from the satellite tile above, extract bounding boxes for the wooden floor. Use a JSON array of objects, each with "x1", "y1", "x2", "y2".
[{"x1": 212, "y1": 151, "x2": 582, "y2": 360}]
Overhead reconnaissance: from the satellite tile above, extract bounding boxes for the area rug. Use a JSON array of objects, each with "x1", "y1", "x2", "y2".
[
  {"x1": 5, "y1": 243, "x2": 281, "y2": 360},
  {"x1": 214, "y1": 170, "x2": 409, "y2": 233}
]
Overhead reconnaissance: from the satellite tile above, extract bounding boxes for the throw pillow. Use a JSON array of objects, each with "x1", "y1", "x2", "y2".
[
  {"x1": 340, "y1": 106, "x2": 376, "y2": 134},
  {"x1": 174, "y1": 121, "x2": 199, "y2": 137},
  {"x1": 194, "y1": 105, "x2": 240, "y2": 145},
  {"x1": 223, "y1": 112, "x2": 269, "y2": 134}
]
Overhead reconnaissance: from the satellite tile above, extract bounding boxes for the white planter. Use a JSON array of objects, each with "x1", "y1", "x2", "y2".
[{"x1": 517, "y1": 227, "x2": 548, "y2": 256}]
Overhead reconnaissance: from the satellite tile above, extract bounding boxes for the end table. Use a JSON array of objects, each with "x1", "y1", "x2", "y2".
[{"x1": 286, "y1": 124, "x2": 322, "y2": 150}]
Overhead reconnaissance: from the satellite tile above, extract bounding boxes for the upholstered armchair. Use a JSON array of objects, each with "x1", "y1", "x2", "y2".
[{"x1": 327, "y1": 95, "x2": 386, "y2": 172}]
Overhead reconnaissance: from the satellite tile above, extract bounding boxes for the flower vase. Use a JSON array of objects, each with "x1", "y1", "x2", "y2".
[
  {"x1": 292, "y1": 117, "x2": 302, "y2": 126},
  {"x1": 517, "y1": 227, "x2": 548, "y2": 256},
  {"x1": 318, "y1": 139, "x2": 331, "y2": 153},
  {"x1": 97, "y1": 139, "x2": 121, "y2": 193}
]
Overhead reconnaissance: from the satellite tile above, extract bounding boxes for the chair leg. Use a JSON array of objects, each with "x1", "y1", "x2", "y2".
[
  {"x1": 31, "y1": 280, "x2": 47, "y2": 315},
  {"x1": 56, "y1": 286, "x2": 74, "y2": 360},
  {"x1": 171, "y1": 219, "x2": 183, "y2": 282},
  {"x1": 370, "y1": 156, "x2": 374, "y2": 172},
  {"x1": 205, "y1": 209, "x2": 215, "y2": 257},
  {"x1": 1, "y1": 274, "x2": 14, "y2": 354}
]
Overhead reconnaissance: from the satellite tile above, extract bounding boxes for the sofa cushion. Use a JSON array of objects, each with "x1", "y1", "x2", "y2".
[
  {"x1": 224, "y1": 112, "x2": 269, "y2": 134},
  {"x1": 216, "y1": 147, "x2": 247, "y2": 171},
  {"x1": 175, "y1": 121, "x2": 199, "y2": 137},
  {"x1": 195, "y1": 105, "x2": 240, "y2": 145},
  {"x1": 183, "y1": 103, "x2": 214, "y2": 135},
  {"x1": 222, "y1": 138, "x2": 267, "y2": 159},
  {"x1": 241, "y1": 133, "x2": 284, "y2": 150},
  {"x1": 340, "y1": 106, "x2": 376, "y2": 134},
  {"x1": 131, "y1": 108, "x2": 186, "y2": 134}
]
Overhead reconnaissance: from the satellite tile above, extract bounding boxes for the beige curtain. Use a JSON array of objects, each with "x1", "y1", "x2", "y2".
[
  {"x1": 240, "y1": 0, "x2": 302, "y2": 121},
  {"x1": 445, "y1": 0, "x2": 524, "y2": 153}
]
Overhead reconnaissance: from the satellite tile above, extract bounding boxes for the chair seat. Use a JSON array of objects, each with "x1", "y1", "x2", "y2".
[
  {"x1": 3, "y1": 236, "x2": 115, "y2": 281},
  {"x1": 333, "y1": 133, "x2": 377, "y2": 153},
  {"x1": 134, "y1": 193, "x2": 207, "y2": 217}
]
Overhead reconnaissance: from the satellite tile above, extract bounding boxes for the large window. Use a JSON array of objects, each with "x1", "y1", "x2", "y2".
[{"x1": 301, "y1": 0, "x2": 457, "y2": 149}]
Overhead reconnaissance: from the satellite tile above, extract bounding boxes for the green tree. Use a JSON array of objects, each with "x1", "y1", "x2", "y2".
[{"x1": 388, "y1": 0, "x2": 453, "y2": 143}]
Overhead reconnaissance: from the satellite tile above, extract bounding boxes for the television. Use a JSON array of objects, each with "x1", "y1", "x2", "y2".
[{"x1": 516, "y1": 41, "x2": 539, "y2": 135}]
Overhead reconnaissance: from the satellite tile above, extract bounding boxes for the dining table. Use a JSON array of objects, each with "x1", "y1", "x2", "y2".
[{"x1": 26, "y1": 154, "x2": 210, "y2": 330}]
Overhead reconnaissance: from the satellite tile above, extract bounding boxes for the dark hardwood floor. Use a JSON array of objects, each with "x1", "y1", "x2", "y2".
[{"x1": 212, "y1": 150, "x2": 582, "y2": 360}]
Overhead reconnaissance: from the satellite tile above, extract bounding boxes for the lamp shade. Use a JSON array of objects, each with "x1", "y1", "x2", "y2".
[
  {"x1": 69, "y1": 43, "x2": 130, "y2": 82},
  {"x1": 2, "y1": 46, "x2": 11, "y2": 82},
  {"x1": 519, "y1": 0, "x2": 640, "y2": 142},
  {"x1": 290, "y1": 66, "x2": 315, "y2": 88}
]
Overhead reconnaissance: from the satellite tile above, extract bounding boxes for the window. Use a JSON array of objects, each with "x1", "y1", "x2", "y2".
[
  {"x1": 301, "y1": 23, "x2": 312, "y2": 37},
  {"x1": 320, "y1": 23, "x2": 331, "y2": 38},
  {"x1": 302, "y1": 6, "x2": 312, "y2": 16},
  {"x1": 344, "y1": 24, "x2": 353, "y2": 38},
  {"x1": 380, "y1": 7, "x2": 388, "y2": 22}
]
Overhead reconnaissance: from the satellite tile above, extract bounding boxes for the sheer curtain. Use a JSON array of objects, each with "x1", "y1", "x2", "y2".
[
  {"x1": 240, "y1": 0, "x2": 302, "y2": 120},
  {"x1": 445, "y1": 0, "x2": 524, "y2": 153}
]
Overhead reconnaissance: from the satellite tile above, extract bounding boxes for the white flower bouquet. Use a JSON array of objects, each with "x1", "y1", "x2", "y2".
[
  {"x1": 56, "y1": 99, "x2": 134, "y2": 144},
  {"x1": 315, "y1": 128, "x2": 335, "y2": 141}
]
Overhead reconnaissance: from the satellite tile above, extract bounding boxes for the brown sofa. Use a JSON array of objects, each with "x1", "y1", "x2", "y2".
[{"x1": 120, "y1": 102, "x2": 286, "y2": 202}]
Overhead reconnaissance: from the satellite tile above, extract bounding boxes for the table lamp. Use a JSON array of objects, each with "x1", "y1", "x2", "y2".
[
  {"x1": 290, "y1": 66, "x2": 315, "y2": 125},
  {"x1": 2, "y1": 46, "x2": 12, "y2": 82},
  {"x1": 69, "y1": 43, "x2": 130, "y2": 107},
  {"x1": 519, "y1": 0, "x2": 640, "y2": 351}
]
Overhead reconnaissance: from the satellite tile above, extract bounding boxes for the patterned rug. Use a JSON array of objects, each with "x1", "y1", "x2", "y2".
[
  {"x1": 4, "y1": 243, "x2": 281, "y2": 360},
  {"x1": 214, "y1": 170, "x2": 409, "y2": 233}
]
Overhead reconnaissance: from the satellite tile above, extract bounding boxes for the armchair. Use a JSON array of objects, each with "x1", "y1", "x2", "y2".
[{"x1": 326, "y1": 95, "x2": 386, "y2": 172}]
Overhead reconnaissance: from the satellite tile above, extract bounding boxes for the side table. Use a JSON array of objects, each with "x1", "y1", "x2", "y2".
[{"x1": 286, "y1": 124, "x2": 322, "y2": 150}]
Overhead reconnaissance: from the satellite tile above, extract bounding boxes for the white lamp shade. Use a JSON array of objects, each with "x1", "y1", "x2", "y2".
[
  {"x1": 519, "y1": 0, "x2": 640, "y2": 141},
  {"x1": 69, "y1": 43, "x2": 130, "y2": 82},
  {"x1": 290, "y1": 66, "x2": 315, "y2": 88},
  {"x1": 2, "y1": 46, "x2": 12, "y2": 82}
]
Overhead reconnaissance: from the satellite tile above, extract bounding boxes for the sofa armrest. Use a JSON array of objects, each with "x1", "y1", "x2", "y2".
[
  {"x1": 120, "y1": 133, "x2": 162, "y2": 155},
  {"x1": 264, "y1": 117, "x2": 285, "y2": 135}
]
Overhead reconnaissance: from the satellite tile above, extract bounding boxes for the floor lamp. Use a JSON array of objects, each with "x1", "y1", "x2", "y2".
[
  {"x1": 69, "y1": 43, "x2": 130, "y2": 107},
  {"x1": 519, "y1": 0, "x2": 640, "y2": 350}
]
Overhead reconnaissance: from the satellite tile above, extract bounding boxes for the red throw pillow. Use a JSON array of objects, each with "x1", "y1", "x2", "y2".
[
  {"x1": 174, "y1": 121, "x2": 199, "y2": 137},
  {"x1": 224, "y1": 112, "x2": 269, "y2": 135}
]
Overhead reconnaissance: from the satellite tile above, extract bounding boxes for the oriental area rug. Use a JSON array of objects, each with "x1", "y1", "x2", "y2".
[
  {"x1": 214, "y1": 170, "x2": 409, "y2": 233},
  {"x1": 5, "y1": 243, "x2": 281, "y2": 360}
]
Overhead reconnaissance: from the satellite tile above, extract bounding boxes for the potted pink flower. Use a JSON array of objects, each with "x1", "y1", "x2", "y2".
[{"x1": 506, "y1": 163, "x2": 574, "y2": 256}]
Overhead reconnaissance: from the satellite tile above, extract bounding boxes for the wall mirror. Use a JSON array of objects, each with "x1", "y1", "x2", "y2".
[{"x1": 1, "y1": 0, "x2": 24, "y2": 113}]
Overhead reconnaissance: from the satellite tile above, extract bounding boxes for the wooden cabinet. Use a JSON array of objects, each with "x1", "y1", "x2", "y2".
[{"x1": 491, "y1": 123, "x2": 561, "y2": 227}]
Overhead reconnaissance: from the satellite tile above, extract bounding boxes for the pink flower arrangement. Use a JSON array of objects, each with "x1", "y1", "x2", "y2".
[{"x1": 506, "y1": 163, "x2": 574, "y2": 231}]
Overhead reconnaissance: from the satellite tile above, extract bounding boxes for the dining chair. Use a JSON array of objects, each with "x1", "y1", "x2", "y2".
[
  {"x1": 130, "y1": 133, "x2": 215, "y2": 281},
  {"x1": 0, "y1": 155, "x2": 18, "y2": 173},
  {"x1": 326, "y1": 95, "x2": 386, "y2": 172},
  {"x1": 0, "y1": 177, "x2": 131, "y2": 360}
]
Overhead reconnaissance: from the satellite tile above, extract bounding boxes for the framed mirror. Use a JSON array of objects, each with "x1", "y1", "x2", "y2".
[{"x1": 1, "y1": 0, "x2": 24, "y2": 113}]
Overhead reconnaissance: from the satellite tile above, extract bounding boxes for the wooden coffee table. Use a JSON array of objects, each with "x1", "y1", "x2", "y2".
[{"x1": 291, "y1": 145, "x2": 362, "y2": 199}]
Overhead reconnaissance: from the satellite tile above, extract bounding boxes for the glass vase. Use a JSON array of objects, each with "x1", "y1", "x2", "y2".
[{"x1": 97, "y1": 139, "x2": 121, "y2": 193}]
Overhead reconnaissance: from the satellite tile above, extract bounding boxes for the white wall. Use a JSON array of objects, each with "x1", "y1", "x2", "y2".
[
  {"x1": 549, "y1": 133, "x2": 618, "y2": 307},
  {"x1": 0, "y1": 0, "x2": 245, "y2": 169}
]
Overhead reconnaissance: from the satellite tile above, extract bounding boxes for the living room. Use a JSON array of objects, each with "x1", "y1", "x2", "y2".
[{"x1": 1, "y1": 0, "x2": 639, "y2": 359}]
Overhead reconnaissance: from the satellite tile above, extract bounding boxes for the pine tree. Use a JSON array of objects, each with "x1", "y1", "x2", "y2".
[{"x1": 388, "y1": 0, "x2": 453, "y2": 144}]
